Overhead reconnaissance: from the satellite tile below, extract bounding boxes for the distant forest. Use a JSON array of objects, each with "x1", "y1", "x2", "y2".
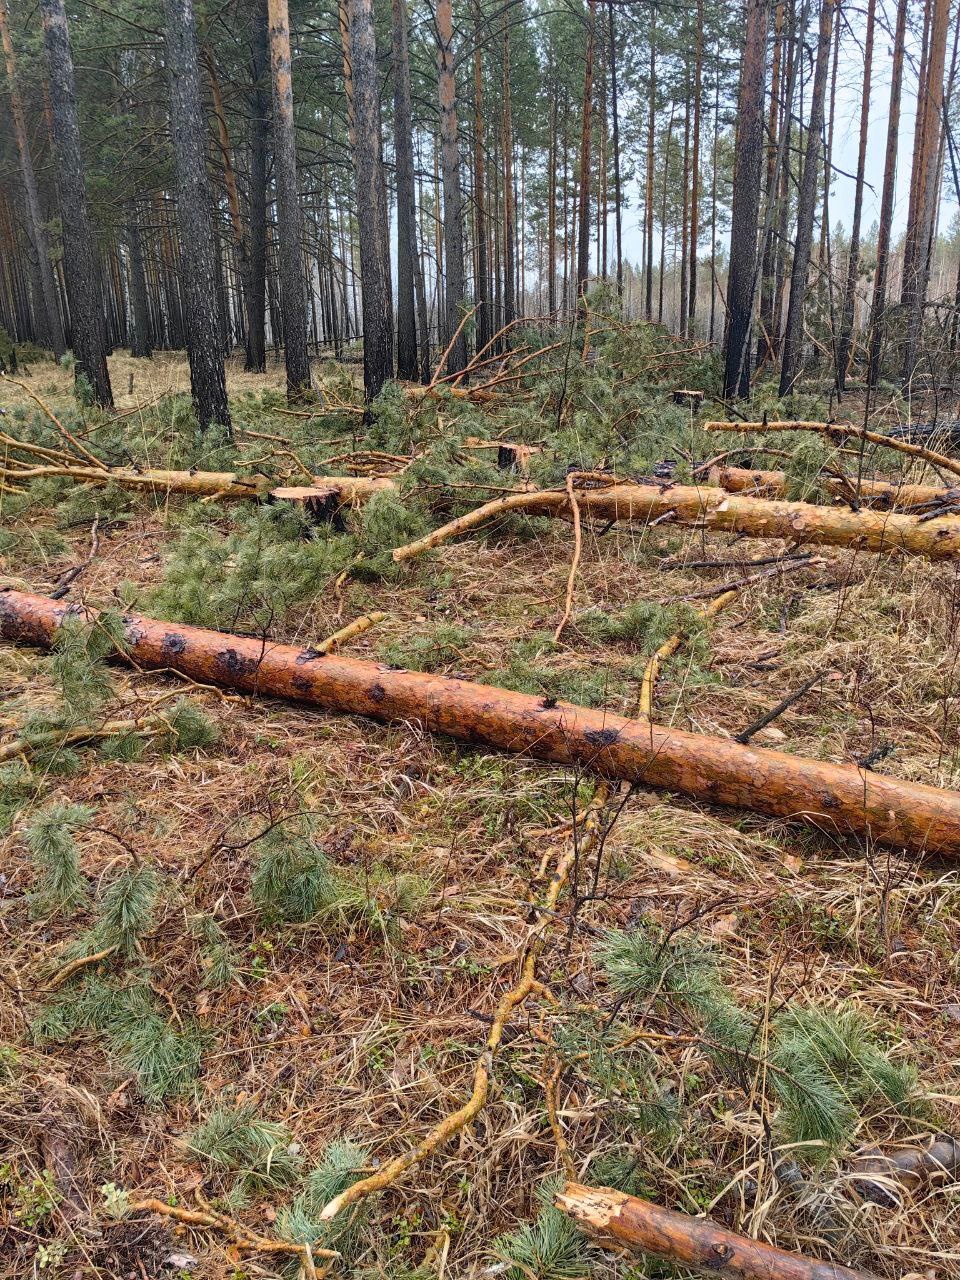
[{"x1": 1, "y1": 0, "x2": 958, "y2": 421}]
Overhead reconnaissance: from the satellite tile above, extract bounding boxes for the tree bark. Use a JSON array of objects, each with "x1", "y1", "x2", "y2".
[
  {"x1": 473, "y1": 1, "x2": 491, "y2": 348},
  {"x1": 607, "y1": 0, "x2": 623, "y2": 298},
  {"x1": 722, "y1": 0, "x2": 770, "y2": 398},
  {"x1": 576, "y1": 0, "x2": 596, "y2": 298},
  {"x1": 709, "y1": 464, "x2": 956, "y2": 510},
  {"x1": 392, "y1": 479, "x2": 960, "y2": 563},
  {"x1": 245, "y1": 0, "x2": 270, "y2": 373},
  {"x1": 867, "y1": 0, "x2": 907, "y2": 387},
  {"x1": 39, "y1": 0, "x2": 112, "y2": 405},
  {"x1": 162, "y1": 0, "x2": 230, "y2": 430},
  {"x1": 267, "y1": 0, "x2": 311, "y2": 398},
  {"x1": 392, "y1": 0, "x2": 418, "y2": 379},
  {"x1": 554, "y1": 1184, "x2": 880, "y2": 1280},
  {"x1": 4, "y1": 588, "x2": 960, "y2": 857},
  {"x1": 779, "y1": 0, "x2": 837, "y2": 397},
  {"x1": 125, "y1": 206, "x2": 152, "y2": 358},
  {"x1": 900, "y1": 0, "x2": 950, "y2": 385},
  {"x1": 501, "y1": 19, "x2": 515, "y2": 336},
  {"x1": 347, "y1": 0, "x2": 393, "y2": 399},
  {"x1": 1, "y1": 0, "x2": 65, "y2": 357},
  {"x1": 437, "y1": 0, "x2": 467, "y2": 371},
  {"x1": 644, "y1": 5, "x2": 656, "y2": 320},
  {"x1": 687, "y1": 0, "x2": 703, "y2": 328},
  {"x1": 835, "y1": 0, "x2": 875, "y2": 392}
]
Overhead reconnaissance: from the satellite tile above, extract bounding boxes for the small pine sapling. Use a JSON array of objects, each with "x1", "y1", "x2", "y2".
[
  {"x1": 278, "y1": 1139, "x2": 372, "y2": 1264},
  {"x1": 188, "y1": 1103, "x2": 302, "y2": 1191},
  {"x1": 490, "y1": 1178, "x2": 599, "y2": 1280},
  {"x1": 89, "y1": 865, "x2": 161, "y2": 956},
  {"x1": 23, "y1": 801, "x2": 93, "y2": 917}
]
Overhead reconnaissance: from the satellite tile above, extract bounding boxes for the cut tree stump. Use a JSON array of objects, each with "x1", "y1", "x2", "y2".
[
  {"x1": 4, "y1": 589, "x2": 960, "y2": 857},
  {"x1": 554, "y1": 1183, "x2": 880, "y2": 1280}
]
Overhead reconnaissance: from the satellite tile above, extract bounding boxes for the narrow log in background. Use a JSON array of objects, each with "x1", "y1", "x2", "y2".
[
  {"x1": 709, "y1": 464, "x2": 957, "y2": 510},
  {"x1": 3, "y1": 589, "x2": 960, "y2": 856},
  {"x1": 554, "y1": 1183, "x2": 880, "y2": 1280}
]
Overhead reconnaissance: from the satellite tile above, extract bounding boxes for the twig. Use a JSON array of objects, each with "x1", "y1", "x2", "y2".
[
  {"x1": 50, "y1": 515, "x2": 101, "y2": 599},
  {"x1": 0, "y1": 374, "x2": 107, "y2": 469},
  {"x1": 314, "y1": 611, "x2": 387, "y2": 656},
  {"x1": 127, "y1": 1198, "x2": 339, "y2": 1265},
  {"x1": 43, "y1": 946, "x2": 118, "y2": 991},
  {"x1": 554, "y1": 474, "x2": 582, "y2": 642},
  {"x1": 734, "y1": 673, "x2": 826, "y2": 744}
]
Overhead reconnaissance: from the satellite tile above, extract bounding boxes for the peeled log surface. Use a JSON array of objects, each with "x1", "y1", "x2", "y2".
[
  {"x1": 710, "y1": 465, "x2": 957, "y2": 510},
  {"x1": 392, "y1": 482, "x2": 960, "y2": 561},
  {"x1": 4, "y1": 589, "x2": 960, "y2": 857},
  {"x1": 554, "y1": 1183, "x2": 879, "y2": 1280}
]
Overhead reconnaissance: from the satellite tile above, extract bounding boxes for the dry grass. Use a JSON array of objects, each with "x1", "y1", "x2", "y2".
[{"x1": 1, "y1": 354, "x2": 959, "y2": 1279}]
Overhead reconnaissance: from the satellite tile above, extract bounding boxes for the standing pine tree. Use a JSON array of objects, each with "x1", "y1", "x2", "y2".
[
  {"x1": 267, "y1": 0, "x2": 311, "y2": 399},
  {"x1": 163, "y1": 0, "x2": 231, "y2": 431},
  {"x1": 39, "y1": 0, "x2": 112, "y2": 405}
]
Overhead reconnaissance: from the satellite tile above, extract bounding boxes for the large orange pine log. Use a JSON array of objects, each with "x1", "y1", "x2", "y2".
[
  {"x1": 3, "y1": 589, "x2": 960, "y2": 856},
  {"x1": 554, "y1": 1183, "x2": 879, "y2": 1280},
  {"x1": 392, "y1": 481, "x2": 960, "y2": 561},
  {"x1": 709, "y1": 464, "x2": 956, "y2": 510}
]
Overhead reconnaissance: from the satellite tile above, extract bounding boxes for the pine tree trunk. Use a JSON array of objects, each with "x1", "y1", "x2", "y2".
[
  {"x1": 437, "y1": 0, "x2": 467, "y2": 372},
  {"x1": 722, "y1": 0, "x2": 770, "y2": 398},
  {"x1": 473, "y1": 2, "x2": 491, "y2": 350},
  {"x1": 39, "y1": 0, "x2": 112, "y2": 405},
  {"x1": 901, "y1": 0, "x2": 950, "y2": 385},
  {"x1": 607, "y1": 0, "x2": 623, "y2": 298},
  {"x1": 348, "y1": 0, "x2": 394, "y2": 399},
  {"x1": 126, "y1": 205, "x2": 152, "y2": 357},
  {"x1": 867, "y1": 0, "x2": 906, "y2": 386},
  {"x1": 779, "y1": 0, "x2": 837, "y2": 398},
  {"x1": 267, "y1": 0, "x2": 311, "y2": 398},
  {"x1": 835, "y1": 0, "x2": 875, "y2": 392},
  {"x1": 1, "y1": 0, "x2": 65, "y2": 357},
  {"x1": 162, "y1": 0, "x2": 230, "y2": 429},
  {"x1": 644, "y1": 6, "x2": 656, "y2": 320},
  {"x1": 501, "y1": 21, "x2": 515, "y2": 336},
  {"x1": 687, "y1": 0, "x2": 703, "y2": 329},
  {"x1": 756, "y1": 0, "x2": 785, "y2": 369},
  {"x1": 576, "y1": 0, "x2": 596, "y2": 298},
  {"x1": 245, "y1": 0, "x2": 269, "y2": 373},
  {"x1": 391, "y1": 0, "x2": 418, "y2": 379}
]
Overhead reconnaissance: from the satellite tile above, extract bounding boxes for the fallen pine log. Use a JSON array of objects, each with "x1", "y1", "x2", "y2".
[
  {"x1": 4, "y1": 589, "x2": 960, "y2": 857},
  {"x1": 702, "y1": 419, "x2": 960, "y2": 483},
  {"x1": 554, "y1": 1183, "x2": 879, "y2": 1280},
  {"x1": 709, "y1": 464, "x2": 957, "y2": 510},
  {"x1": 392, "y1": 481, "x2": 960, "y2": 561},
  {"x1": 0, "y1": 462, "x2": 391, "y2": 507}
]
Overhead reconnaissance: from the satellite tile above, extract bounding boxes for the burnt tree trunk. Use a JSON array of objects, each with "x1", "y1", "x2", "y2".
[
  {"x1": 39, "y1": 0, "x2": 112, "y2": 405},
  {"x1": 163, "y1": 0, "x2": 230, "y2": 430}
]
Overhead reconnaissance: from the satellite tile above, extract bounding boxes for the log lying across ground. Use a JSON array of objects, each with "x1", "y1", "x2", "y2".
[
  {"x1": 709, "y1": 464, "x2": 958, "y2": 510},
  {"x1": 554, "y1": 1184, "x2": 879, "y2": 1280},
  {"x1": 393, "y1": 481, "x2": 960, "y2": 561},
  {"x1": 4, "y1": 589, "x2": 960, "y2": 857}
]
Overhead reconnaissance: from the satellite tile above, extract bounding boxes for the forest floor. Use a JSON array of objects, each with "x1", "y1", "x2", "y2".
[{"x1": 2, "y1": 343, "x2": 960, "y2": 1279}]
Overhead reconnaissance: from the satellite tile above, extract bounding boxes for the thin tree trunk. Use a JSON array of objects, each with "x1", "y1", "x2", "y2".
[
  {"x1": 868, "y1": 0, "x2": 906, "y2": 384},
  {"x1": 687, "y1": 0, "x2": 703, "y2": 329},
  {"x1": 1, "y1": 0, "x2": 65, "y2": 357},
  {"x1": 162, "y1": 0, "x2": 230, "y2": 429},
  {"x1": 437, "y1": 0, "x2": 467, "y2": 371},
  {"x1": 392, "y1": 0, "x2": 419, "y2": 379},
  {"x1": 348, "y1": 0, "x2": 393, "y2": 399},
  {"x1": 722, "y1": 0, "x2": 770, "y2": 398},
  {"x1": 901, "y1": 0, "x2": 950, "y2": 384},
  {"x1": 679, "y1": 69, "x2": 691, "y2": 336},
  {"x1": 245, "y1": 0, "x2": 269, "y2": 373},
  {"x1": 126, "y1": 205, "x2": 152, "y2": 357},
  {"x1": 756, "y1": 0, "x2": 785, "y2": 369},
  {"x1": 835, "y1": 0, "x2": 875, "y2": 391},
  {"x1": 576, "y1": 0, "x2": 596, "y2": 298},
  {"x1": 267, "y1": 0, "x2": 311, "y2": 398},
  {"x1": 607, "y1": 0, "x2": 623, "y2": 298},
  {"x1": 644, "y1": 5, "x2": 656, "y2": 320},
  {"x1": 39, "y1": 0, "x2": 112, "y2": 405},
  {"x1": 473, "y1": 2, "x2": 491, "y2": 348},
  {"x1": 501, "y1": 19, "x2": 515, "y2": 336},
  {"x1": 779, "y1": 0, "x2": 837, "y2": 398}
]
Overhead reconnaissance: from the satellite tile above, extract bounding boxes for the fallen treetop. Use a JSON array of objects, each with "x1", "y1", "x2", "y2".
[
  {"x1": 3, "y1": 589, "x2": 960, "y2": 857},
  {"x1": 554, "y1": 1183, "x2": 880, "y2": 1280},
  {"x1": 392, "y1": 480, "x2": 960, "y2": 561}
]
